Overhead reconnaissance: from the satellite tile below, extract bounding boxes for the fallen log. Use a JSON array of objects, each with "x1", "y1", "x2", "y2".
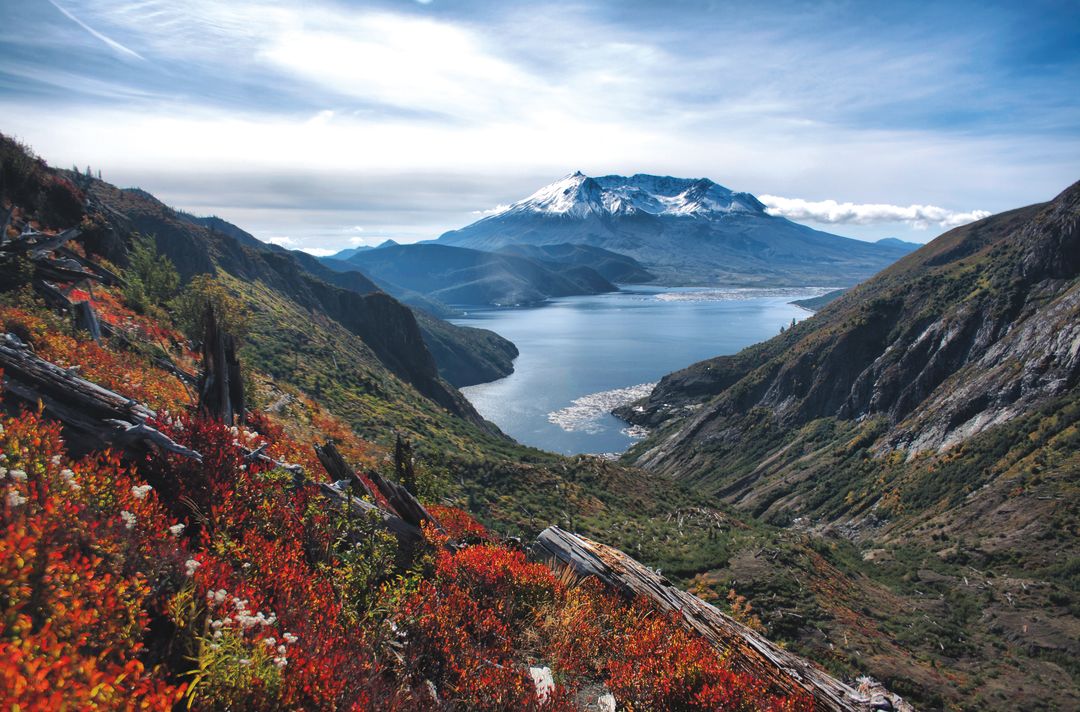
[
  {"x1": 55, "y1": 245, "x2": 122, "y2": 285},
  {"x1": 0, "y1": 332, "x2": 200, "y2": 462},
  {"x1": 366, "y1": 467, "x2": 442, "y2": 533},
  {"x1": 532, "y1": 527, "x2": 912, "y2": 712},
  {"x1": 315, "y1": 440, "x2": 377, "y2": 500},
  {"x1": 0, "y1": 227, "x2": 82, "y2": 257},
  {"x1": 318, "y1": 482, "x2": 424, "y2": 554},
  {"x1": 32, "y1": 259, "x2": 104, "y2": 285}
]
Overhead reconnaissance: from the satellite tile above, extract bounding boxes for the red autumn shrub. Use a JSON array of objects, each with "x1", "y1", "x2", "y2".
[
  {"x1": 427, "y1": 503, "x2": 491, "y2": 542},
  {"x1": 0, "y1": 293, "x2": 814, "y2": 712},
  {"x1": 0, "y1": 406, "x2": 186, "y2": 710}
]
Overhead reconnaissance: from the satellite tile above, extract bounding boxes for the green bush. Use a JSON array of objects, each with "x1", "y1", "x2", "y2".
[{"x1": 122, "y1": 233, "x2": 179, "y2": 311}]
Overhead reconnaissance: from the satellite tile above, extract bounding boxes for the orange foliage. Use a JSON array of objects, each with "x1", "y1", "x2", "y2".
[
  {"x1": 0, "y1": 300, "x2": 191, "y2": 412},
  {"x1": 0, "y1": 406, "x2": 186, "y2": 710},
  {"x1": 0, "y1": 281, "x2": 813, "y2": 711}
]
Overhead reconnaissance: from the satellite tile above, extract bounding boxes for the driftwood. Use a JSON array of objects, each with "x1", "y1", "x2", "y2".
[
  {"x1": 533, "y1": 527, "x2": 912, "y2": 712},
  {"x1": 197, "y1": 306, "x2": 244, "y2": 426},
  {"x1": 0, "y1": 332, "x2": 201, "y2": 462}
]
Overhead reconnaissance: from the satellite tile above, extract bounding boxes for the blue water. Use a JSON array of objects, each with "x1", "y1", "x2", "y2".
[{"x1": 452, "y1": 286, "x2": 825, "y2": 455}]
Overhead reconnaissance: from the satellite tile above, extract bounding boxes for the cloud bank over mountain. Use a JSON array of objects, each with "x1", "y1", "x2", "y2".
[{"x1": 760, "y1": 195, "x2": 992, "y2": 229}]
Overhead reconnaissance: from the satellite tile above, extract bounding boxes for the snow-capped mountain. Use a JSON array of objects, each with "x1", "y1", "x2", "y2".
[
  {"x1": 438, "y1": 172, "x2": 915, "y2": 286},
  {"x1": 488, "y1": 172, "x2": 766, "y2": 220}
]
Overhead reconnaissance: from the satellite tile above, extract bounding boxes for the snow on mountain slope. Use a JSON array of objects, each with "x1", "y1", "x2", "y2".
[
  {"x1": 439, "y1": 172, "x2": 912, "y2": 286},
  {"x1": 489, "y1": 172, "x2": 765, "y2": 220}
]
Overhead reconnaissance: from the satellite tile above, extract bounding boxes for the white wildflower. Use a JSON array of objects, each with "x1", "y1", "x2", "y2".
[
  {"x1": 282, "y1": 632, "x2": 298, "y2": 644},
  {"x1": 273, "y1": 656, "x2": 288, "y2": 668},
  {"x1": 120, "y1": 510, "x2": 136, "y2": 530},
  {"x1": 263, "y1": 638, "x2": 276, "y2": 647},
  {"x1": 50, "y1": 455, "x2": 61, "y2": 465},
  {"x1": 209, "y1": 643, "x2": 221, "y2": 650},
  {"x1": 214, "y1": 589, "x2": 228, "y2": 604},
  {"x1": 59, "y1": 468, "x2": 74, "y2": 482},
  {"x1": 0, "y1": 467, "x2": 7, "y2": 479},
  {"x1": 131, "y1": 484, "x2": 153, "y2": 500},
  {"x1": 277, "y1": 645, "x2": 286, "y2": 655},
  {"x1": 238, "y1": 658, "x2": 251, "y2": 667},
  {"x1": 184, "y1": 558, "x2": 201, "y2": 577},
  {"x1": 169, "y1": 523, "x2": 185, "y2": 537},
  {"x1": 9, "y1": 469, "x2": 27, "y2": 482},
  {"x1": 7, "y1": 491, "x2": 27, "y2": 507}
]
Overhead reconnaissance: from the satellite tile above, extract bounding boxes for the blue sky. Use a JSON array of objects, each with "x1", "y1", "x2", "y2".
[{"x1": 0, "y1": 0, "x2": 1077, "y2": 253}]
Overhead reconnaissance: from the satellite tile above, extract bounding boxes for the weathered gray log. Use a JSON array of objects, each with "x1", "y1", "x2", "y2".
[
  {"x1": 32, "y1": 260, "x2": 103, "y2": 284},
  {"x1": 55, "y1": 245, "x2": 122, "y2": 285},
  {"x1": 315, "y1": 440, "x2": 377, "y2": 500},
  {"x1": 151, "y1": 355, "x2": 198, "y2": 385},
  {"x1": 72, "y1": 300, "x2": 102, "y2": 342},
  {"x1": 197, "y1": 305, "x2": 244, "y2": 426},
  {"x1": 318, "y1": 482, "x2": 424, "y2": 552},
  {"x1": 241, "y1": 442, "x2": 304, "y2": 478},
  {"x1": 366, "y1": 467, "x2": 442, "y2": 533},
  {"x1": 533, "y1": 527, "x2": 912, "y2": 712},
  {"x1": 35, "y1": 280, "x2": 73, "y2": 310},
  {"x1": 0, "y1": 227, "x2": 81, "y2": 257},
  {"x1": 0, "y1": 332, "x2": 201, "y2": 462},
  {"x1": 106, "y1": 419, "x2": 203, "y2": 461}
]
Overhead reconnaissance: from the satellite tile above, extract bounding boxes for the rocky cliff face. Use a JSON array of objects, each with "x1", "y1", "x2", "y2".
[{"x1": 622, "y1": 180, "x2": 1080, "y2": 476}]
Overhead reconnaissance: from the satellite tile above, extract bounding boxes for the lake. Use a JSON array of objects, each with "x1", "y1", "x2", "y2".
[{"x1": 452, "y1": 286, "x2": 827, "y2": 455}]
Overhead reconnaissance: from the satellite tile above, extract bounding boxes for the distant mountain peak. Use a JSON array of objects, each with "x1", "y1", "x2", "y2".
[
  {"x1": 441, "y1": 171, "x2": 906, "y2": 286},
  {"x1": 493, "y1": 172, "x2": 769, "y2": 222}
]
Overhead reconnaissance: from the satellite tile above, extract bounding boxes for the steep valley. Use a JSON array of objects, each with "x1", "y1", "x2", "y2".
[{"x1": 618, "y1": 182, "x2": 1080, "y2": 709}]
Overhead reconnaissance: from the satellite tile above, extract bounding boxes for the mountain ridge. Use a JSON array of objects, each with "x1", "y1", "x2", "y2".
[
  {"x1": 612, "y1": 181, "x2": 1080, "y2": 708},
  {"x1": 438, "y1": 172, "x2": 915, "y2": 286},
  {"x1": 327, "y1": 241, "x2": 618, "y2": 307}
]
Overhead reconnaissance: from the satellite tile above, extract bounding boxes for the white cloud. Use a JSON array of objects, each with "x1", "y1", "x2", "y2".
[
  {"x1": 265, "y1": 235, "x2": 297, "y2": 247},
  {"x1": 759, "y1": 195, "x2": 992, "y2": 229},
  {"x1": 472, "y1": 204, "x2": 510, "y2": 216},
  {"x1": 300, "y1": 247, "x2": 336, "y2": 257}
]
